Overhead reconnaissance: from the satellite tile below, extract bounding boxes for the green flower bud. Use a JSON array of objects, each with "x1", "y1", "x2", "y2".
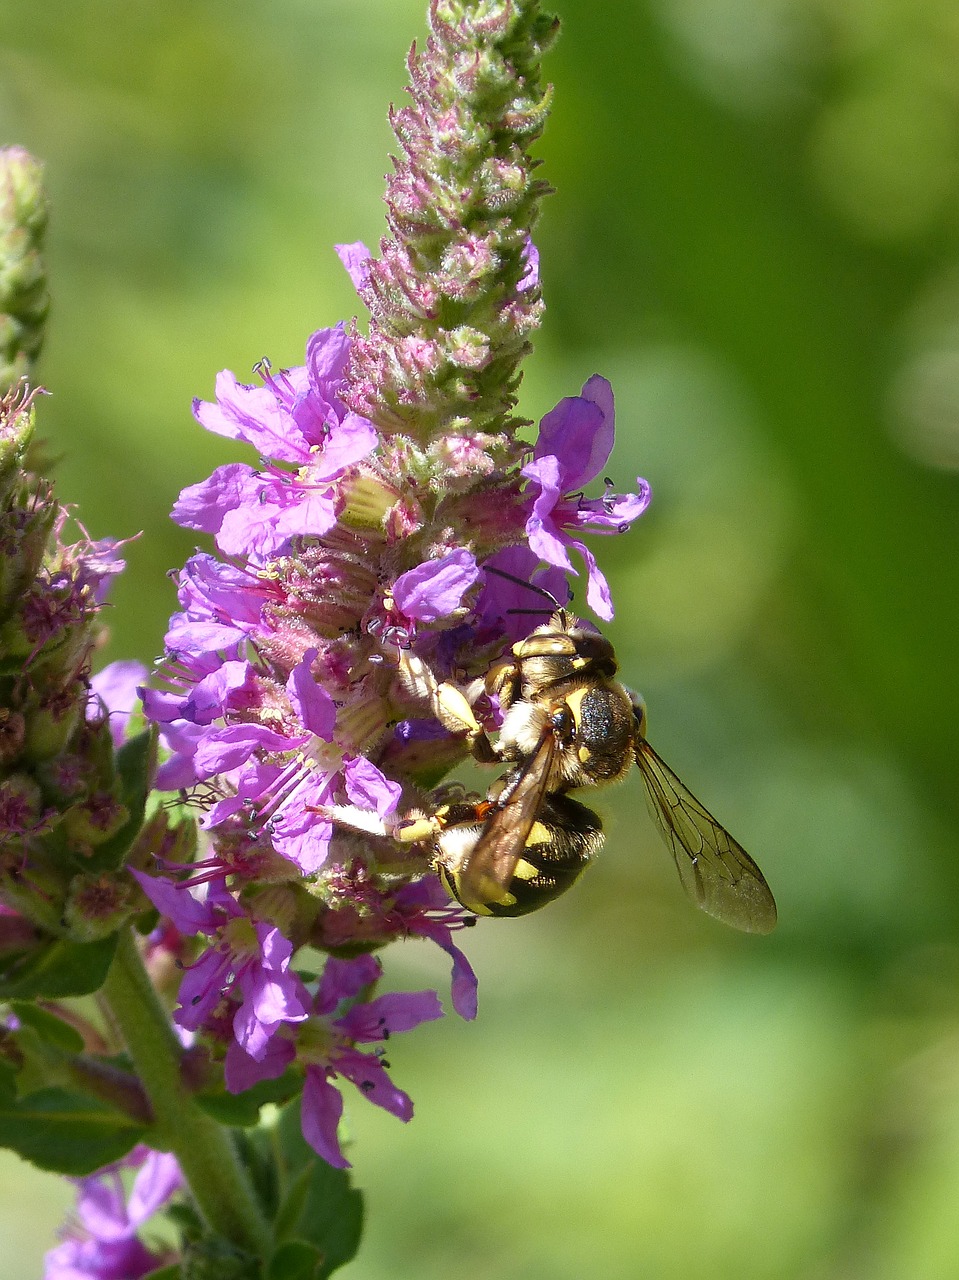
[{"x1": 0, "y1": 148, "x2": 50, "y2": 394}]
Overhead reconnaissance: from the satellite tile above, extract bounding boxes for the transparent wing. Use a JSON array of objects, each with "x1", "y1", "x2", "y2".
[
  {"x1": 635, "y1": 738, "x2": 777, "y2": 934},
  {"x1": 457, "y1": 730, "x2": 558, "y2": 906}
]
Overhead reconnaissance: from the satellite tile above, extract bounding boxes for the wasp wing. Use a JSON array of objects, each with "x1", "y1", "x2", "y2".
[
  {"x1": 635, "y1": 738, "x2": 777, "y2": 934},
  {"x1": 455, "y1": 729, "x2": 558, "y2": 909}
]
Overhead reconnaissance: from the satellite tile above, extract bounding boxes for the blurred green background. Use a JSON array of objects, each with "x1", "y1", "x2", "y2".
[{"x1": 3, "y1": 0, "x2": 959, "y2": 1275}]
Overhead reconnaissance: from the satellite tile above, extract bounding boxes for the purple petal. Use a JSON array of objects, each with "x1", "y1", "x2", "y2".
[
  {"x1": 337, "y1": 989, "x2": 443, "y2": 1041},
  {"x1": 269, "y1": 771, "x2": 336, "y2": 873},
  {"x1": 287, "y1": 650, "x2": 336, "y2": 738},
  {"x1": 225, "y1": 1035, "x2": 295, "y2": 1093},
  {"x1": 126, "y1": 1152, "x2": 182, "y2": 1226},
  {"x1": 429, "y1": 927, "x2": 479, "y2": 1021},
  {"x1": 476, "y1": 547, "x2": 570, "y2": 643},
  {"x1": 308, "y1": 413, "x2": 378, "y2": 477},
  {"x1": 172, "y1": 463, "x2": 258, "y2": 535},
  {"x1": 305, "y1": 322, "x2": 352, "y2": 390},
  {"x1": 334, "y1": 1047, "x2": 414, "y2": 1122},
  {"x1": 334, "y1": 242, "x2": 372, "y2": 292},
  {"x1": 194, "y1": 369, "x2": 308, "y2": 464},
  {"x1": 129, "y1": 871, "x2": 218, "y2": 936},
  {"x1": 518, "y1": 238, "x2": 540, "y2": 292},
  {"x1": 174, "y1": 948, "x2": 234, "y2": 1031},
  {"x1": 193, "y1": 723, "x2": 304, "y2": 776},
  {"x1": 343, "y1": 755, "x2": 402, "y2": 817},
  {"x1": 392, "y1": 547, "x2": 480, "y2": 623},
  {"x1": 269, "y1": 489, "x2": 339, "y2": 543},
  {"x1": 533, "y1": 383, "x2": 613, "y2": 491},
  {"x1": 316, "y1": 954, "x2": 382, "y2": 1014},
  {"x1": 74, "y1": 1175, "x2": 128, "y2": 1240},
  {"x1": 571, "y1": 539, "x2": 614, "y2": 621},
  {"x1": 301, "y1": 1068, "x2": 350, "y2": 1168}
]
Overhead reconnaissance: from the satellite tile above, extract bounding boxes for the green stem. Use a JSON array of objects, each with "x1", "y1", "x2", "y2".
[{"x1": 102, "y1": 927, "x2": 272, "y2": 1257}]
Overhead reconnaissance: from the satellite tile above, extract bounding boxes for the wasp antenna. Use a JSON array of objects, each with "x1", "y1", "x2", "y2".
[{"x1": 483, "y1": 564, "x2": 566, "y2": 608}]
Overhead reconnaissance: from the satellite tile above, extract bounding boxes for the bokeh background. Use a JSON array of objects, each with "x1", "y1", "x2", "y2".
[{"x1": 2, "y1": 0, "x2": 959, "y2": 1275}]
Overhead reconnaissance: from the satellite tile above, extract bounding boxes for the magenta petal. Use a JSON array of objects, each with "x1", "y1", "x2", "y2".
[
  {"x1": 195, "y1": 370, "x2": 306, "y2": 463},
  {"x1": 317, "y1": 954, "x2": 382, "y2": 1014},
  {"x1": 129, "y1": 871, "x2": 216, "y2": 936},
  {"x1": 392, "y1": 547, "x2": 480, "y2": 623},
  {"x1": 175, "y1": 948, "x2": 233, "y2": 1030},
  {"x1": 270, "y1": 490, "x2": 339, "y2": 542},
  {"x1": 89, "y1": 661, "x2": 147, "y2": 746},
  {"x1": 313, "y1": 413, "x2": 378, "y2": 475},
  {"x1": 193, "y1": 723, "x2": 302, "y2": 775},
  {"x1": 172, "y1": 464, "x2": 258, "y2": 534},
  {"x1": 335, "y1": 1047, "x2": 414, "y2": 1122},
  {"x1": 338, "y1": 989, "x2": 443, "y2": 1041},
  {"x1": 334, "y1": 242, "x2": 372, "y2": 292},
  {"x1": 533, "y1": 379, "x2": 614, "y2": 490},
  {"x1": 301, "y1": 1068, "x2": 350, "y2": 1168},
  {"x1": 225, "y1": 1035, "x2": 295, "y2": 1093},
  {"x1": 573, "y1": 539, "x2": 614, "y2": 621},
  {"x1": 126, "y1": 1152, "x2": 182, "y2": 1226},
  {"x1": 73, "y1": 1176, "x2": 127, "y2": 1240},
  {"x1": 428, "y1": 928, "x2": 479, "y2": 1021},
  {"x1": 344, "y1": 755, "x2": 402, "y2": 816},
  {"x1": 287, "y1": 650, "x2": 336, "y2": 738},
  {"x1": 305, "y1": 322, "x2": 351, "y2": 389}
]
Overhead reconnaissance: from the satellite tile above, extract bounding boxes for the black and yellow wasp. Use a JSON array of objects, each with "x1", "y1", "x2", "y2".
[{"x1": 394, "y1": 607, "x2": 776, "y2": 933}]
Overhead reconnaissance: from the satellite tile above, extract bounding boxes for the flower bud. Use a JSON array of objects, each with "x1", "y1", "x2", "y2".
[{"x1": 0, "y1": 148, "x2": 50, "y2": 394}]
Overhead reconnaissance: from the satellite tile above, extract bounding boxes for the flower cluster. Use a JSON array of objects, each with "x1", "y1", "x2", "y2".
[
  {"x1": 132, "y1": 0, "x2": 650, "y2": 1169},
  {"x1": 135, "y1": 284, "x2": 647, "y2": 1160}
]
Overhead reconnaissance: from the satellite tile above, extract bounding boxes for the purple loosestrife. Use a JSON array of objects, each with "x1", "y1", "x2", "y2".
[{"x1": 137, "y1": 0, "x2": 649, "y2": 1164}]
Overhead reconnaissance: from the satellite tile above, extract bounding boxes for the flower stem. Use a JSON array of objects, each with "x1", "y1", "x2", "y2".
[{"x1": 102, "y1": 927, "x2": 272, "y2": 1257}]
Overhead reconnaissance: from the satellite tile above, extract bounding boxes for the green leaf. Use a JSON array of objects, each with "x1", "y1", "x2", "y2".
[
  {"x1": 197, "y1": 1070, "x2": 300, "y2": 1127},
  {"x1": 272, "y1": 1100, "x2": 363, "y2": 1277},
  {"x1": 0, "y1": 1085, "x2": 145, "y2": 1173},
  {"x1": 0, "y1": 933, "x2": 118, "y2": 998},
  {"x1": 83, "y1": 728, "x2": 155, "y2": 872},
  {"x1": 9, "y1": 1000, "x2": 84, "y2": 1053},
  {"x1": 268, "y1": 1240, "x2": 324, "y2": 1280},
  {"x1": 143, "y1": 1268, "x2": 183, "y2": 1280}
]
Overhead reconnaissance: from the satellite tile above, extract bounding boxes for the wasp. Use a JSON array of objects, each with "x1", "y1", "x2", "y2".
[
  {"x1": 422, "y1": 607, "x2": 777, "y2": 932},
  {"x1": 330, "y1": 589, "x2": 777, "y2": 933}
]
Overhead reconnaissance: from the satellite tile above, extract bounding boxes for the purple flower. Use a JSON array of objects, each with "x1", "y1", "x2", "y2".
[
  {"x1": 174, "y1": 326, "x2": 377, "y2": 562},
  {"x1": 225, "y1": 953, "x2": 443, "y2": 1168},
  {"x1": 131, "y1": 871, "x2": 308, "y2": 1058},
  {"x1": 44, "y1": 1148, "x2": 181, "y2": 1280},
  {"x1": 391, "y1": 879, "x2": 479, "y2": 1020},
  {"x1": 521, "y1": 375, "x2": 650, "y2": 620}
]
